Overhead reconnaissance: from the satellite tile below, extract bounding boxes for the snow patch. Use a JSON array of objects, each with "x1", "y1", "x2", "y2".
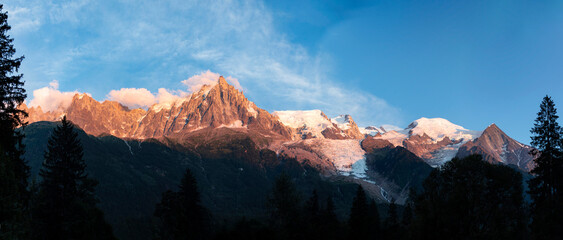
[
  {"x1": 377, "y1": 130, "x2": 409, "y2": 146},
  {"x1": 217, "y1": 120, "x2": 246, "y2": 129},
  {"x1": 247, "y1": 103, "x2": 258, "y2": 118},
  {"x1": 304, "y1": 139, "x2": 367, "y2": 179},
  {"x1": 273, "y1": 110, "x2": 334, "y2": 138},
  {"x1": 426, "y1": 141, "x2": 466, "y2": 167},
  {"x1": 330, "y1": 115, "x2": 351, "y2": 130},
  {"x1": 407, "y1": 117, "x2": 481, "y2": 142}
]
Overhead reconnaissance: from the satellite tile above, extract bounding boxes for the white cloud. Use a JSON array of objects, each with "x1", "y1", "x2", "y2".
[
  {"x1": 49, "y1": 79, "x2": 59, "y2": 89},
  {"x1": 28, "y1": 80, "x2": 78, "y2": 112},
  {"x1": 5, "y1": 6, "x2": 42, "y2": 34},
  {"x1": 11, "y1": 0, "x2": 402, "y2": 127},
  {"x1": 107, "y1": 88, "x2": 156, "y2": 109},
  {"x1": 181, "y1": 70, "x2": 242, "y2": 93},
  {"x1": 156, "y1": 88, "x2": 188, "y2": 104}
]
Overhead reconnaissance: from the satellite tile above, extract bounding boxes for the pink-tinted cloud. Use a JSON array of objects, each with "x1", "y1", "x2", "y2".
[
  {"x1": 156, "y1": 88, "x2": 189, "y2": 104},
  {"x1": 181, "y1": 70, "x2": 242, "y2": 93},
  {"x1": 107, "y1": 88, "x2": 156, "y2": 109},
  {"x1": 28, "y1": 80, "x2": 78, "y2": 112}
]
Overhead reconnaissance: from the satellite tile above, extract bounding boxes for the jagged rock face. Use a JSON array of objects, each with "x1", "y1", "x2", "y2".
[
  {"x1": 361, "y1": 136, "x2": 393, "y2": 153},
  {"x1": 132, "y1": 77, "x2": 292, "y2": 139},
  {"x1": 331, "y1": 115, "x2": 364, "y2": 139},
  {"x1": 19, "y1": 96, "x2": 146, "y2": 138},
  {"x1": 65, "y1": 94, "x2": 146, "y2": 137},
  {"x1": 403, "y1": 135, "x2": 460, "y2": 160},
  {"x1": 456, "y1": 124, "x2": 534, "y2": 171},
  {"x1": 23, "y1": 77, "x2": 292, "y2": 140},
  {"x1": 18, "y1": 103, "x2": 62, "y2": 123}
]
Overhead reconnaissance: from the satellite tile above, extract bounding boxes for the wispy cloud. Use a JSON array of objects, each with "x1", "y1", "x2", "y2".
[
  {"x1": 7, "y1": 0, "x2": 402, "y2": 126},
  {"x1": 181, "y1": 70, "x2": 241, "y2": 92}
]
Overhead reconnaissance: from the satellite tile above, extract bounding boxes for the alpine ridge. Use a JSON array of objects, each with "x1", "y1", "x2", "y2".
[
  {"x1": 22, "y1": 76, "x2": 534, "y2": 174},
  {"x1": 456, "y1": 123, "x2": 534, "y2": 170}
]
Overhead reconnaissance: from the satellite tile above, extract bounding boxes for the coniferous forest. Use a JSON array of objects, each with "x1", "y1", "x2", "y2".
[{"x1": 2, "y1": 3, "x2": 563, "y2": 240}]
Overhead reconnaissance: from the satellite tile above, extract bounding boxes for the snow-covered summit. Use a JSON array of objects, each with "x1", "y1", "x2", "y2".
[
  {"x1": 331, "y1": 115, "x2": 353, "y2": 130},
  {"x1": 272, "y1": 110, "x2": 334, "y2": 138},
  {"x1": 406, "y1": 117, "x2": 481, "y2": 142}
]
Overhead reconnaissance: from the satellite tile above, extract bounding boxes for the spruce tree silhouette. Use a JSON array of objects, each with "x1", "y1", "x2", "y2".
[
  {"x1": 154, "y1": 168, "x2": 209, "y2": 240},
  {"x1": 0, "y1": 4, "x2": 29, "y2": 238},
  {"x1": 349, "y1": 186, "x2": 378, "y2": 240},
  {"x1": 384, "y1": 200, "x2": 399, "y2": 239},
  {"x1": 529, "y1": 95, "x2": 563, "y2": 239},
  {"x1": 319, "y1": 196, "x2": 343, "y2": 240},
  {"x1": 267, "y1": 172, "x2": 302, "y2": 240},
  {"x1": 33, "y1": 116, "x2": 115, "y2": 240}
]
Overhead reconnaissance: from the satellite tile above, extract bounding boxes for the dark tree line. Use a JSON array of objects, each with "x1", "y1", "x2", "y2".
[
  {"x1": 153, "y1": 95, "x2": 563, "y2": 240},
  {"x1": 32, "y1": 116, "x2": 115, "y2": 240},
  {"x1": 0, "y1": 3, "x2": 29, "y2": 239}
]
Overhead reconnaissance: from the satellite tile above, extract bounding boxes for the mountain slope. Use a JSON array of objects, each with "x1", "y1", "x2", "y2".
[
  {"x1": 22, "y1": 122, "x2": 360, "y2": 240},
  {"x1": 23, "y1": 77, "x2": 292, "y2": 140},
  {"x1": 373, "y1": 117, "x2": 481, "y2": 166},
  {"x1": 134, "y1": 77, "x2": 292, "y2": 139},
  {"x1": 456, "y1": 124, "x2": 534, "y2": 171}
]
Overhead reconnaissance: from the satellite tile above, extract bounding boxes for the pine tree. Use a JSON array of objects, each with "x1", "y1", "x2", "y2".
[
  {"x1": 368, "y1": 199, "x2": 380, "y2": 236},
  {"x1": 528, "y1": 95, "x2": 563, "y2": 239},
  {"x1": 401, "y1": 203, "x2": 413, "y2": 228},
  {"x1": 349, "y1": 186, "x2": 376, "y2": 240},
  {"x1": 319, "y1": 196, "x2": 342, "y2": 240},
  {"x1": 267, "y1": 172, "x2": 302, "y2": 239},
  {"x1": 305, "y1": 190, "x2": 319, "y2": 217},
  {"x1": 33, "y1": 116, "x2": 115, "y2": 240},
  {"x1": 384, "y1": 200, "x2": 399, "y2": 239},
  {"x1": 154, "y1": 168, "x2": 210, "y2": 240},
  {"x1": 0, "y1": 4, "x2": 29, "y2": 238},
  {"x1": 303, "y1": 190, "x2": 320, "y2": 240}
]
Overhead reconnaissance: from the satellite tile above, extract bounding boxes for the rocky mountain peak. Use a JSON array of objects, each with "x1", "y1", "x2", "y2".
[{"x1": 456, "y1": 123, "x2": 534, "y2": 171}]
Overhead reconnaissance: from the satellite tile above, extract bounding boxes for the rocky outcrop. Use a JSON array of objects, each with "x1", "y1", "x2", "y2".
[
  {"x1": 361, "y1": 136, "x2": 394, "y2": 153},
  {"x1": 18, "y1": 103, "x2": 62, "y2": 123},
  {"x1": 132, "y1": 76, "x2": 292, "y2": 139},
  {"x1": 65, "y1": 94, "x2": 147, "y2": 137},
  {"x1": 23, "y1": 77, "x2": 292, "y2": 140},
  {"x1": 330, "y1": 115, "x2": 364, "y2": 139},
  {"x1": 272, "y1": 110, "x2": 364, "y2": 140},
  {"x1": 456, "y1": 124, "x2": 534, "y2": 171}
]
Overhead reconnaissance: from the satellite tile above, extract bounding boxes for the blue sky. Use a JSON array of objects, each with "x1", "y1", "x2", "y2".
[{"x1": 5, "y1": 0, "x2": 563, "y2": 143}]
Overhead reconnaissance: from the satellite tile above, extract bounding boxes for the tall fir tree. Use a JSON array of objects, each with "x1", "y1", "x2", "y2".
[
  {"x1": 33, "y1": 116, "x2": 115, "y2": 240},
  {"x1": 528, "y1": 95, "x2": 563, "y2": 239},
  {"x1": 349, "y1": 186, "x2": 378, "y2": 240},
  {"x1": 319, "y1": 196, "x2": 342, "y2": 240},
  {"x1": 384, "y1": 200, "x2": 399, "y2": 240},
  {"x1": 267, "y1": 172, "x2": 302, "y2": 239},
  {"x1": 0, "y1": 4, "x2": 29, "y2": 239},
  {"x1": 154, "y1": 168, "x2": 210, "y2": 240}
]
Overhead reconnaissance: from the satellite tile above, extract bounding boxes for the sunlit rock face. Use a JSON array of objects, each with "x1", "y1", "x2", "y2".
[
  {"x1": 23, "y1": 77, "x2": 292, "y2": 140},
  {"x1": 456, "y1": 124, "x2": 535, "y2": 171}
]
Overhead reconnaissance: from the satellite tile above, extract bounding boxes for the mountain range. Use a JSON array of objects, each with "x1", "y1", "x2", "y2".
[{"x1": 19, "y1": 76, "x2": 535, "y2": 240}]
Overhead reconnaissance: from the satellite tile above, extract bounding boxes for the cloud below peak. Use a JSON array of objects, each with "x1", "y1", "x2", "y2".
[
  {"x1": 28, "y1": 80, "x2": 78, "y2": 112},
  {"x1": 107, "y1": 88, "x2": 156, "y2": 109}
]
